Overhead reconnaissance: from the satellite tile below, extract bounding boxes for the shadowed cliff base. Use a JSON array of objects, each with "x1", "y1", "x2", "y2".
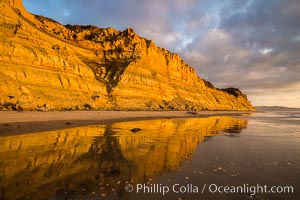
[{"x1": 0, "y1": 0, "x2": 255, "y2": 111}]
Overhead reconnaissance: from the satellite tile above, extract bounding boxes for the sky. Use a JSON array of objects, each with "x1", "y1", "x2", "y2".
[{"x1": 23, "y1": 0, "x2": 300, "y2": 107}]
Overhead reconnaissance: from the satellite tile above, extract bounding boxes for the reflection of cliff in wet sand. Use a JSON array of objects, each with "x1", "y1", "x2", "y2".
[{"x1": 0, "y1": 116, "x2": 247, "y2": 200}]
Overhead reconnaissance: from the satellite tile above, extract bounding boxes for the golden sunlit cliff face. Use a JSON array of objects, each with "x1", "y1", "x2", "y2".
[
  {"x1": 0, "y1": 117, "x2": 248, "y2": 200},
  {"x1": 0, "y1": 0, "x2": 255, "y2": 111}
]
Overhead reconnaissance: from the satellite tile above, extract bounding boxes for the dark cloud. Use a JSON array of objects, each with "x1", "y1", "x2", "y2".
[
  {"x1": 220, "y1": 0, "x2": 300, "y2": 51},
  {"x1": 23, "y1": 0, "x2": 300, "y2": 107}
]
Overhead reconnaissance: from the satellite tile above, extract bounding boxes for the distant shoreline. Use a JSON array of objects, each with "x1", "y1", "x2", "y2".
[
  {"x1": 255, "y1": 106, "x2": 300, "y2": 112},
  {"x1": 0, "y1": 111, "x2": 253, "y2": 135}
]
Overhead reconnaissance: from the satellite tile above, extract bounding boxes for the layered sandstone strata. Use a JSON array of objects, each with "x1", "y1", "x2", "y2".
[{"x1": 0, "y1": 0, "x2": 255, "y2": 111}]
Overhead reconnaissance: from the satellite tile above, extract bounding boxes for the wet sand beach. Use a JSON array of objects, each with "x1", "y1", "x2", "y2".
[
  {"x1": 0, "y1": 111, "x2": 251, "y2": 135},
  {"x1": 0, "y1": 110, "x2": 299, "y2": 200}
]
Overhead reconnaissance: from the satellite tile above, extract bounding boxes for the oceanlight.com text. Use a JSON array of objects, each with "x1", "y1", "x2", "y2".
[{"x1": 124, "y1": 183, "x2": 294, "y2": 196}]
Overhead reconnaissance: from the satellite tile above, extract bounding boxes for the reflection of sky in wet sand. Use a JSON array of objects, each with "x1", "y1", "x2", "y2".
[{"x1": 0, "y1": 116, "x2": 247, "y2": 200}]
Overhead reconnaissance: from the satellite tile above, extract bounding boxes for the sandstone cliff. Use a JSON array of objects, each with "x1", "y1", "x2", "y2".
[{"x1": 0, "y1": 0, "x2": 255, "y2": 111}]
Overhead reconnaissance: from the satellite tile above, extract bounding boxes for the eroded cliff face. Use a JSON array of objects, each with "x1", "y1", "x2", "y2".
[{"x1": 0, "y1": 0, "x2": 255, "y2": 111}]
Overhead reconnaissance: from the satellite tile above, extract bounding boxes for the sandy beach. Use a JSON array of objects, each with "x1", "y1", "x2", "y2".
[
  {"x1": 0, "y1": 111, "x2": 252, "y2": 135},
  {"x1": 0, "y1": 110, "x2": 299, "y2": 199}
]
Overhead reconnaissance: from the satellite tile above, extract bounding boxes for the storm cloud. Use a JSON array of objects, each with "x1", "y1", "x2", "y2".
[{"x1": 23, "y1": 0, "x2": 300, "y2": 107}]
